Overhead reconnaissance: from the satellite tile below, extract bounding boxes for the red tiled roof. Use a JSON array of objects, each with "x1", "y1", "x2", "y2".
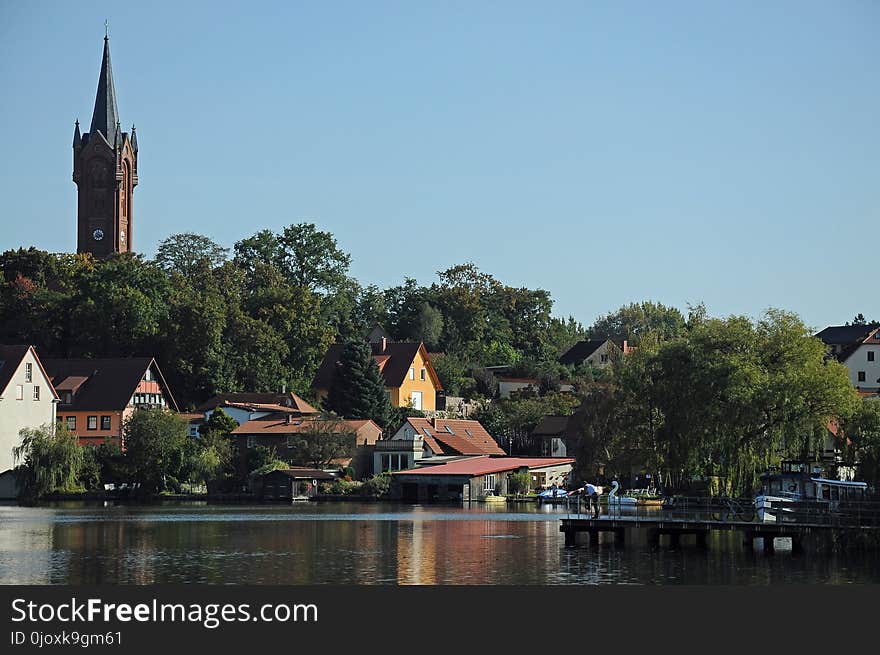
[
  {"x1": 405, "y1": 418, "x2": 506, "y2": 456},
  {"x1": 233, "y1": 415, "x2": 366, "y2": 436},
  {"x1": 393, "y1": 456, "x2": 575, "y2": 477},
  {"x1": 197, "y1": 392, "x2": 318, "y2": 413}
]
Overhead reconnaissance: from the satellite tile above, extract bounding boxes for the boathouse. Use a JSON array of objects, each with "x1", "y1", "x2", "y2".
[
  {"x1": 255, "y1": 468, "x2": 337, "y2": 501},
  {"x1": 390, "y1": 456, "x2": 574, "y2": 502}
]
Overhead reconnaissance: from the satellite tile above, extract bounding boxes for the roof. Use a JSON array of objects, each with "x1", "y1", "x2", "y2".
[
  {"x1": 393, "y1": 456, "x2": 575, "y2": 477},
  {"x1": 532, "y1": 415, "x2": 571, "y2": 437},
  {"x1": 88, "y1": 37, "x2": 121, "y2": 148},
  {"x1": 196, "y1": 392, "x2": 318, "y2": 413},
  {"x1": 815, "y1": 325, "x2": 876, "y2": 346},
  {"x1": 312, "y1": 341, "x2": 442, "y2": 390},
  {"x1": 0, "y1": 345, "x2": 30, "y2": 398},
  {"x1": 42, "y1": 357, "x2": 178, "y2": 412},
  {"x1": 262, "y1": 468, "x2": 336, "y2": 481},
  {"x1": 233, "y1": 415, "x2": 362, "y2": 436},
  {"x1": 559, "y1": 339, "x2": 616, "y2": 366},
  {"x1": 179, "y1": 412, "x2": 205, "y2": 423},
  {"x1": 404, "y1": 418, "x2": 506, "y2": 456}
]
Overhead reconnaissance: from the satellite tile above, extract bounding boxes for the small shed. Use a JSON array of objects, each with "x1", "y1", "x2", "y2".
[{"x1": 257, "y1": 468, "x2": 337, "y2": 501}]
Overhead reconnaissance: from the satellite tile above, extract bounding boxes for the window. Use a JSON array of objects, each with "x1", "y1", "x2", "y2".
[
  {"x1": 63, "y1": 392, "x2": 73, "y2": 405},
  {"x1": 101, "y1": 416, "x2": 112, "y2": 430},
  {"x1": 484, "y1": 474, "x2": 496, "y2": 493},
  {"x1": 246, "y1": 436, "x2": 255, "y2": 449},
  {"x1": 869, "y1": 351, "x2": 875, "y2": 362},
  {"x1": 66, "y1": 416, "x2": 76, "y2": 431},
  {"x1": 33, "y1": 386, "x2": 40, "y2": 401},
  {"x1": 381, "y1": 455, "x2": 390, "y2": 472},
  {"x1": 87, "y1": 416, "x2": 98, "y2": 430},
  {"x1": 858, "y1": 371, "x2": 866, "y2": 382},
  {"x1": 15, "y1": 385, "x2": 23, "y2": 400},
  {"x1": 409, "y1": 368, "x2": 415, "y2": 380},
  {"x1": 25, "y1": 363, "x2": 32, "y2": 383},
  {"x1": 420, "y1": 368, "x2": 426, "y2": 381}
]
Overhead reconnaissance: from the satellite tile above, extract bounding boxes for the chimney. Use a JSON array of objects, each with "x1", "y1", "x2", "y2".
[
  {"x1": 622, "y1": 340, "x2": 628, "y2": 354},
  {"x1": 381, "y1": 337, "x2": 387, "y2": 353}
]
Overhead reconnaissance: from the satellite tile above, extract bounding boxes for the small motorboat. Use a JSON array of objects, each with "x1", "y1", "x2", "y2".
[{"x1": 537, "y1": 487, "x2": 570, "y2": 504}]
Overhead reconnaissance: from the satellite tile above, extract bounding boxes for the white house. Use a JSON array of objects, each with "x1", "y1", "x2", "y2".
[
  {"x1": 816, "y1": 325, "x2": 880, "y2": 392},
  {"x1": 0, "y1": 346, "x2": 59, "y2": 498},
  {"x1": 559, "y1": 339, "x2": 623, "y2": 369}
]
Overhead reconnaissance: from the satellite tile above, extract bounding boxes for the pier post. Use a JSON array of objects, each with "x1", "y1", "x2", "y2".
[
  {"x1": 564, "y1": 528, "x2": 576, "y2": 548},
  {"x1": 791, "y1": 536, "x2": 803, "y2": 556},
  {"x1": 669, "y1": 532, "x2": 681, "y2": 549},
  {"x1": 647, "y1": 529, "x2": 660, "y2": 549},
  {"x1": 742, "y1": 531, "x2": 755, "y2": 551},
  {"x1": 762, "y1": 536, "x2": 775, "y2": 554}
]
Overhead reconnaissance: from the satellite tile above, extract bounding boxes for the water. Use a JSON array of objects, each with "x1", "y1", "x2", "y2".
[{"x1": 1, "y1": 501, "x2": 878, "y2": 584}]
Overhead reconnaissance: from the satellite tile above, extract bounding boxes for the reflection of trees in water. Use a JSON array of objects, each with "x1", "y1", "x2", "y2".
[{"x1": 0, "y1": 505, "x2": 876, "y2": 584}]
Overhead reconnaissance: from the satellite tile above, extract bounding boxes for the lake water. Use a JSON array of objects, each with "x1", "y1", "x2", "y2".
[{"x1": 1, "y1": 501, "x2": 879, "y2": 585}]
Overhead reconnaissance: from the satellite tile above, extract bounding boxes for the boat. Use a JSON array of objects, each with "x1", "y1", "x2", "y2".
[
  {"x1": 755, "y1": 461, "x2": 869, "y2": 523},
  {"x1": 606, "y1": 480, "x2": 638, "y2": 506},
  {"x1": 537, "y1": 487, "x2": 570, "y2": 504}
]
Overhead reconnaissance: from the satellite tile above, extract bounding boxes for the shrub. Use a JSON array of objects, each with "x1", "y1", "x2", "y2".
[
  {"x1": 362, "y1": 473, "x2": 392, "y2": 497},
  {"x1": 509, "y1": 471, "x2": 532, "y2": 495}
]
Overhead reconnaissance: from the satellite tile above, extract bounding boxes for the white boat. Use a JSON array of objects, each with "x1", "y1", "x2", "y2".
[
  {"x1": 607, "y1": 480, "x2": 638, "y2": 506},
  {"x1": 755, "y1": 462, "x2": 869, "y2": 523}
]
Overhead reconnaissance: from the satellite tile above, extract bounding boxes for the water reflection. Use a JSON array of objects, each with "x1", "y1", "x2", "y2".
[{"x1": 0, "y1": 502, "x2": 878, "y2": 585}]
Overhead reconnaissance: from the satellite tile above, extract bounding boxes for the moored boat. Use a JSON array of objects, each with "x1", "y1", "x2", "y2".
[{"x1": 755, "y1": 462, "x2": 869, "y2": 522}]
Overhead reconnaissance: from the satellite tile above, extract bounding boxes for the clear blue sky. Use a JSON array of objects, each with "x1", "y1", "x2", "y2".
[{"x1": 1, "y1": 1, "x2": 877, "y2": 331}]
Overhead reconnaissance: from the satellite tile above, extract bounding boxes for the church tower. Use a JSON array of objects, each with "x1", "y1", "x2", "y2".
[{"x1": 73, "y1": 34, "x2": 138, "y2": 256}]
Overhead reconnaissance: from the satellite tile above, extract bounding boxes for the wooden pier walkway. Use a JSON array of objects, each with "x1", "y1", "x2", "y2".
[{"x1": 560, "y1": 515, "x2": 880, "y2": 552}]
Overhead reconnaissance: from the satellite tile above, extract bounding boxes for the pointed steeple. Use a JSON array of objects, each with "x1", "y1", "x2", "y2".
[
  {"x1": 130, "y1": 124, "x2": 138, "y2": 153},
  {"x1": 89, "y1": 36, "x2": 120, "y2": 147},
  {"x1": 73, "y1": 120, "x2": 81, "y2": 148}
]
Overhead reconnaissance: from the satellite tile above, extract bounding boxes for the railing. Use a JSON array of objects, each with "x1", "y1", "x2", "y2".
[{"x1": 566, "y1": 494, "x2": 880, "y2": 528}]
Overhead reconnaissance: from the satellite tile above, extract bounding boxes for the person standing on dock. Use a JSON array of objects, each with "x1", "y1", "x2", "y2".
[{"x1": 585, "y1": 483, "x2": 600, "y2": 518}]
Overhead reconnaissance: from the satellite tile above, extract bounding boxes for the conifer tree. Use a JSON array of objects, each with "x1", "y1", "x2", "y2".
[{"x1": 325, "y1": 341, "x2": 393, "y2": 427}]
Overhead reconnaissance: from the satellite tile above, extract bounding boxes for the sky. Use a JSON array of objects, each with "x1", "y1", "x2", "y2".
[{"x1": 1, "y1": 1, "x2": 877, "y2": 332}]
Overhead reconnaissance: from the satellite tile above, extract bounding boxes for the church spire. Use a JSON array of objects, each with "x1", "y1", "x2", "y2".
[
  {"x1": 89, "y1": 35, "x2": 120, "y2": 147},
  {"x1": 73, "y1": 120, "x2": 81, "y2": 148}
]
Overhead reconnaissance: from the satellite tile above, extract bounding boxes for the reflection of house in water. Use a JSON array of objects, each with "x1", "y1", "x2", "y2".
[{"x1": 0, "y1": 510, "x2": 54, "y2": 584}]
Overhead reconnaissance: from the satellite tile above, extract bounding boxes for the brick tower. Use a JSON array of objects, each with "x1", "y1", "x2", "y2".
[{"x1": 72, "y1": 34, "x2": 138, "y2": 256}]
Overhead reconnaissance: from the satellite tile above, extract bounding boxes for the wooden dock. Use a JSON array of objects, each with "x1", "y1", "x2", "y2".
[{"x1": 560, "y1": 515, "x2": 880, "y2": 552}]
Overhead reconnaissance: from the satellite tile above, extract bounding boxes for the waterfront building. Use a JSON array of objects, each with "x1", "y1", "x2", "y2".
[
  {"x1": 390, "y1": 456, "x2": 575, "y2": 501},
  {"x1": 373, "y1": 417, "x2": 505, "y2": 474},
  {"x1": 42, "y1": 357, "x2": 178, "y2": 447},
  {"x1": 0, "y1": 345, "x2": 59, "y2": 498}
]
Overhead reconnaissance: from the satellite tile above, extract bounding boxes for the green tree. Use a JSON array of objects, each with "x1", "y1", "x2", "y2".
[
  {"x1": 285, "y1": 418, "x2": 357, "y2": 468},
  {"x1": 123, "y1": 409, "x2": 192, "y2": 494},
  {"x1": 408, "y1": 302, "x2": 444, "y2": 350},
  {"x1": 841, "y1": 400, "x2": 880, "y2": 488},
  {"x1": 13, "y1": 424, "x2": 84, "y2": 499},
  {"x1": 324, "y1": 341, "x2": 393, "y2": 426},
  {"x1": 155, "y1": 233, "x2": 228, "y2": 277},
  {"x1": 589, "y1": 301, "x2": 686, "y2": 346}
]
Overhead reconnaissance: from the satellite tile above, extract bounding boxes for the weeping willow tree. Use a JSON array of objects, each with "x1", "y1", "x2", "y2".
[
  {"x1": 611, "y1": 309, "x2": 858, "y2": 497},
  {"x1": 13, "y1": 424, "x2": 84, "y2": 499}
]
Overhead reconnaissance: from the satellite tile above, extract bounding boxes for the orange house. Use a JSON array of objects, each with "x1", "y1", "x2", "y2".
[
  {"x1": 312, "y1": 339, "x2": 442, "y2": 412},
  {"x1": 43, "y1": 357, "x2": 179, "y2": 447}
]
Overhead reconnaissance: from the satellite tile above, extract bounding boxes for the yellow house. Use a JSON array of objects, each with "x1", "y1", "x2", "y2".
[{"x1": 312, "y1": 339, "x2": 442, "y2": 411}]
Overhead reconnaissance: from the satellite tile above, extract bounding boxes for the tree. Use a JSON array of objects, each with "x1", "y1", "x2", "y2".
[
  {"x1": 193, "y1": 408, "x2": 238, "y2": 492},
  {"x1": 155, "y1": 233, "x2": 228, "y2": 277},
  {"x1": 123, "y1": 408, "x2": 192, "y2": 494},
  {"x1": 324, "y1": 341, "x2": 393, "y2": 426},
  {"x1": 841, "y1": 400, "x2": 880, "y2": 488},
  {"x1": 285, "y1": 419, "x2": 357, "y2": 468},
  {"x1": 408, "y1": 302, "x2": 444, "y2": 350},
  {"x1": 13, "y1": 424, "x2": 84, "y2": 499},
  {"x1": 589, "y1": 301, "x2": 686, "y2": 346}
]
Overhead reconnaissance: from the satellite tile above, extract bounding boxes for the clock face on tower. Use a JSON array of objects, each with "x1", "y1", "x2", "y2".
[{"x1": 93, "y1": 229, "x2": 104, "y2": 241}]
